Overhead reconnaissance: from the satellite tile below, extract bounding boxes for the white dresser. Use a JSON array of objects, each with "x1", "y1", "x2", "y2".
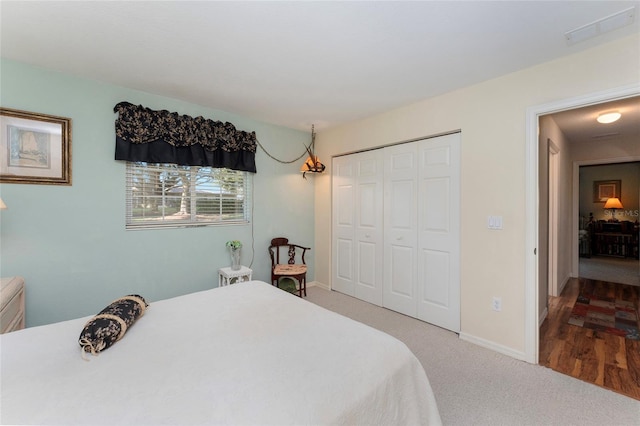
[{"x1": 1, "y1": 276, "x2": 25, "y2": 334}]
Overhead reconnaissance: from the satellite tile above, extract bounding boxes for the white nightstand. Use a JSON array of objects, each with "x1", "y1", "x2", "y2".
[{"x1": 218, "y1": 266, "x2": 253, "y2": 287}]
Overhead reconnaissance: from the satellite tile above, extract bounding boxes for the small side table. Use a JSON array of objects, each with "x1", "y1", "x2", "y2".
[{"x1": 218, "y1": 266, "x2": 253, "y2": 287}]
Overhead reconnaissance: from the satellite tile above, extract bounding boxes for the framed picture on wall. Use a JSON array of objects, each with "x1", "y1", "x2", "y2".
[
  {"x1": 0, "y1": 107, "x2": 72, "y2": 185},
  {"x1": 593, "y1": 179, "x2": 621, "y2": 203}
]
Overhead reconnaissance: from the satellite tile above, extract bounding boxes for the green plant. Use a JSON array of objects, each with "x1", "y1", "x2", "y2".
[{"x1": 226, "y1": 240, "x2": 242, "y2": 250}]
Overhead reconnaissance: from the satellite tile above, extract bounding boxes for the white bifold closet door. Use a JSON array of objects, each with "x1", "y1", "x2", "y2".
[
  {"x1": 332, "y1": 149, "x2": 384, "y2": 306},
  {"x1": 415, "y1": 133, "x2": 460, "y2": 332},
  {"x1": 332, "y1": 132, "x2": 460, "y2": 333},
  {"x1": 383, "y1": 142, "x2": 419, "y2": 316}
]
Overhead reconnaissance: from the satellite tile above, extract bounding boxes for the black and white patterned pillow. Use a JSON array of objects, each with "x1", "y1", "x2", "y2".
[{"x1": 78, "y1": 295, "x2": 148, "y2": 358}]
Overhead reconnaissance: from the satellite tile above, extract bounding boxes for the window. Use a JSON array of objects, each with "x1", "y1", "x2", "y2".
[{"x1": 126, "y1": 162, "x2": 251, "y2": 229}]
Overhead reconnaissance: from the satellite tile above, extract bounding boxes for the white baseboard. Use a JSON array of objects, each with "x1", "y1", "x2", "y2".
[
  {"x1": 459, "y1": 332, "x2": 528, "y2": 362},
  {"x1": 558, "y1": 274, "x2": 570, "y2": 295},
  {"x1": 539, "y1": 307, "x2": 548, "y2": 327}
]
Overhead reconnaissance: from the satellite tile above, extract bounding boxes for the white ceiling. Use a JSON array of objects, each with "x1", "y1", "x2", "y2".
[
  {"x1": 1, "y1": 1, "x2": 639, "y2": 136},
  {"x1": 549, "y1": 95, "x2": 640, "y2": 143}
]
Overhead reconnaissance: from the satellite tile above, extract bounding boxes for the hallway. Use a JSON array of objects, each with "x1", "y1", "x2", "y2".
[{"x1": 579, "y1": 256, "x2": 640, "y2": 287}]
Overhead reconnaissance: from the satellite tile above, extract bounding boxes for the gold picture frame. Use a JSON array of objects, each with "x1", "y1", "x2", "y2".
[
  {"x1": 0, "y1": 107, "x2": 72, "y2": 185},
  {"x1": 593, "y1": 179, "x2": 620, "y2": 203}
]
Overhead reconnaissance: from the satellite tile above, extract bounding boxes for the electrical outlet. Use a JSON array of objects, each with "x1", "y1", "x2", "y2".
[{"x1": 492, "y1": 297, "x2": 502, "y2": 312}]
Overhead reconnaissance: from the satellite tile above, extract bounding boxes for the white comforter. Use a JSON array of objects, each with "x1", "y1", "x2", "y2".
[{"x1": 1, "y1": 281, "x2": 441, "y2": 425}]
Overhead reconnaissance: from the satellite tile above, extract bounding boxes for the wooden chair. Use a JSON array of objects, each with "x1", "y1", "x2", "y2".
[{"x1": 268, "y1": 237, "x2": 311, "y2": 297}]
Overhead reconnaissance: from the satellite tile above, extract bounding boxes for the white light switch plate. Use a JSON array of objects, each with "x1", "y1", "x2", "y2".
[{"x1": 488, "y1": 215, "x2": 503, "y2": 230}]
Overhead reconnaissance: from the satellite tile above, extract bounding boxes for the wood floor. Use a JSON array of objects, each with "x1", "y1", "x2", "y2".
[{"x1": 539, "y1": 277, "x2": 640, "y2": 400}]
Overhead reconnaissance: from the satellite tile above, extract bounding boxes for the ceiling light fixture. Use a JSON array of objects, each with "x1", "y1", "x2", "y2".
[{"x1": 596, "y1": 111, "x2": 621, "y2": 124}]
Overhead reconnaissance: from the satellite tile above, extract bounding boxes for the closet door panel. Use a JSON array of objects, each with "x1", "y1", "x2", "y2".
[
  {"x1": 356, "y1": 182, "x2": 378, "y2": 289},
  {"x1": 358, "y1": 183, "x2": 377, "y2": 227},
  {"x1": 423, "y1": 177, "x2": 450, "y2": 234},
  {"x1": 332, "y1": 150, "x2": 384, "y2": 305},
  {"x1": 357, "y1": 241, "x2": 377, "y2": 288},
  {"x1": 332, "y1": 156, "x2": 356, "y2": 296},
  {"x1": 417, "y1": 133, "x2": 461, "y2": 332},
  {"x1": 389, "y1": 244, "x2": 415, "y2": 296},
  {"x1": 420, "y1": 249, "x2": 450, "y2": 306},
  {"x1": 354, "y1": 151, "x2": 384, "y2": 305},
  {"x1": 383, "y1": 143, "x2": 418, "y2": 317},
  {"x1": 335, "y1": 238, "x2": 354, "y2": 284}
]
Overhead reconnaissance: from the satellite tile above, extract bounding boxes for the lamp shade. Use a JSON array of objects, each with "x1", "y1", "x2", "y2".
[
  {"x1": 0, "y1": 198, "x2": 6, "y2": 210},
  {"x1": 604, "y1": 197, "x2": 623, "y2": 209},
  {"x1": 300, "y1": 124, "x2": 325, "y2": 175},
  {"x1": 300, "y1": 155, "x2": 325, "y2": 173}
]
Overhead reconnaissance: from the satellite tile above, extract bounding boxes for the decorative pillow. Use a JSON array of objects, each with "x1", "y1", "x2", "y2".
[{"x1": 78, "y1": 294, "x2": 148, "y2": 359}]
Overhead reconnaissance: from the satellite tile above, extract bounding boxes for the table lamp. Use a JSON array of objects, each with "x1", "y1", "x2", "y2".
[{"x1": 604, "y1": 197, "x2": 623, "y2": 222}]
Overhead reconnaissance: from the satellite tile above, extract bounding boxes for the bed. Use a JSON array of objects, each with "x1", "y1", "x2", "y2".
[{"x1": 0, "y1": 280, "x2": 441, "y2": 425}]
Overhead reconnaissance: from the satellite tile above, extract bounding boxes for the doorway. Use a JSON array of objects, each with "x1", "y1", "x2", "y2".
[
  {"x1": 577, "y1": 161, "x2": 640, "y2": 287},
  {"x1": 524, "y1": 84, "x2": 640, "y2": 364},
  {"x1": 537, "y1": 108, "x2": 640, "y2": 398}
]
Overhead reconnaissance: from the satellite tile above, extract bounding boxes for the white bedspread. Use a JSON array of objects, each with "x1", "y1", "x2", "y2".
[{"x1": 0, "y1": 281, "x2": 441, "y2": 425}]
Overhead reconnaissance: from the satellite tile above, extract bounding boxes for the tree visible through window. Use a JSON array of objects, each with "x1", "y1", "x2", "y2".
[{"x1": 126, "y1": 162, "x2": 250, "y2": 229}]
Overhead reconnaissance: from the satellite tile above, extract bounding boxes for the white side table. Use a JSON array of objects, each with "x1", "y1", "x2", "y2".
[{"x1": 218, "y1": 266, "x2": 253, "y2": 287}]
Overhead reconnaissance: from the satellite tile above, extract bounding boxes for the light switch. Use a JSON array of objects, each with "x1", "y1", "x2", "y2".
[{"x1": 488, "y1": 215, "x2": 503, "y2": 230}]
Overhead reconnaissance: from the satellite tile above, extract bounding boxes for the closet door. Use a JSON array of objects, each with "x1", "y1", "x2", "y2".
[
  {"x1": 332, "y1": 155, "x2": 356, "y2": 296},
  {"x1": 333, "y1": 133, "x2": 461, "y2": 333},
  {"x1": 332, "y1": 151, "x2": 384, "y2": 305},
  {"x1": 383, "y1": 142, "x2": 419, "y2": 317},
  {"x1": 417, "y1": 133, "x2": 461, "y2": 332},
  {"x1": 353, "y1": 150, "x2": 384, "y2": 305}
]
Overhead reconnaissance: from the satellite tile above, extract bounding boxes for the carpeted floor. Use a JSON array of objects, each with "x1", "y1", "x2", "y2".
[
  {"x1": 579, "y1": 256, "x2": 640, "y2": 286},
  {"x1": 305, "y1": 285, "x2": 640, "y2": 426}
]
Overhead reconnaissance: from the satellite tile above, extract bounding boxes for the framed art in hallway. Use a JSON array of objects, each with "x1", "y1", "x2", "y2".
[
  {"x1": 593, "y1": 179, "x2": 620, "y2": 203},
  {"x1": 0, "y1": 107, "x2": 72, "y2": 185}
]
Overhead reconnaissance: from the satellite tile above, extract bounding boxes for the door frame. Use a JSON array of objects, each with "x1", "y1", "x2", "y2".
[
  {"x1": 547, "y1": 139, "x2": 560, "y2": 297},
  {"x1": 524, "y1": 83, "x2": 640, "y2": 364}
]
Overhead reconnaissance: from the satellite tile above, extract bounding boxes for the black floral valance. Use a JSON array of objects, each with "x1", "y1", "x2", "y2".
[{"x1": 114, "y1": 102, "x2": 257, "y2": 173}]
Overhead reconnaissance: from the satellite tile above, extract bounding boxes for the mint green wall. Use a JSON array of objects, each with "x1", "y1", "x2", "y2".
[{"x1": 0, "y1": 59, "x2": 315, "y2": 327}]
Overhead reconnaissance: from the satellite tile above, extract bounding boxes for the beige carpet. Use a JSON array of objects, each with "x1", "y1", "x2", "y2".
[
  {"x1": 579, "y1": 256, "x2": 640, "y2": 286},
  {"x1": 305, "y1": 286, "x2": 640, "y2": 426}
]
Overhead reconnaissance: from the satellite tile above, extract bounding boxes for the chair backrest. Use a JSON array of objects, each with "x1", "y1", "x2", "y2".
[{"x1": 268, "y1": 237, "x2": 310, "y2": 266}]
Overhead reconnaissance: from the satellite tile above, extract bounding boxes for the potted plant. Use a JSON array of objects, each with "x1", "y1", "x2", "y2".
[{"x1": 226, "y1": 240, "x2": 242, "y2": 270}]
